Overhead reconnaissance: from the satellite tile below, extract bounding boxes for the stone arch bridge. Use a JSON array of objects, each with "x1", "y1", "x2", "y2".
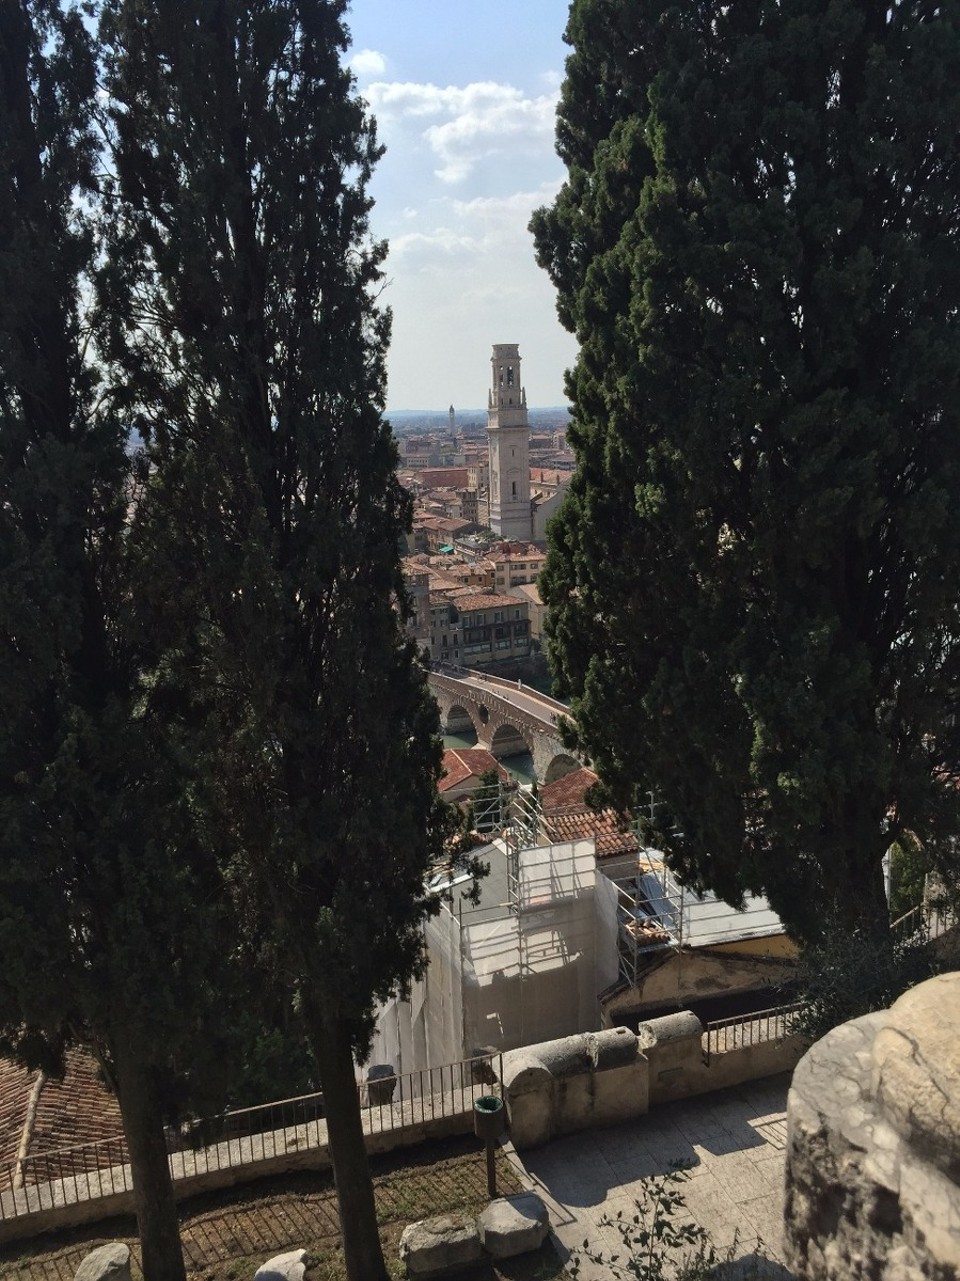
[{"x1": 428, "y1": 667, "x2": 583, "y2": 784}]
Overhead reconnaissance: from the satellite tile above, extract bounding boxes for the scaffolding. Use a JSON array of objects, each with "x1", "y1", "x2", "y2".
[
  {"x1": 610, "y1": 848, "x2": 685, "y2": 988},
  {"x1": 469, "y1": 779, "x2": 543, "y2": 913}
]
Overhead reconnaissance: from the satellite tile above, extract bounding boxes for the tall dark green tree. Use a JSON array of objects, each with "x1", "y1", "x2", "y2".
[
  {"x1": 0, "y1": 5, "x2": 246, "y2": 1280},
  {"x1": 99, "y1": 4, "x2": 449, "y2": 1277},
  {"x1": 532, "y1": 0, "x2": 960, "y2": 944}
]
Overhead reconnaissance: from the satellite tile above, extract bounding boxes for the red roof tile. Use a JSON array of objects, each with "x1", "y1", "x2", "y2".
[
  {"x1": 0, "y1": 1050, "x2": 123, "y2": 1191},
  {"x1": 540, "y1": 767, "x2": 599, "y2": 812},
  {"x1": 439, "y1": 749, "x2": 511, "y2": 793}
]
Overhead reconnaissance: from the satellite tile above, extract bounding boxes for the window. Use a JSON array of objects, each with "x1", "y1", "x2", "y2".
[
  {"x1": 494, "y1": 611, "x2": 503, "y2": 623},
  {"x1": 514, "y1": 609, "x2": 521, "y2": 620},
  {"x1": 511, "y1": 481, "x2": 517, "y2": 497},
  {"x1": 496, "y1": 639, "x2": 511, "y2": 650},
  {"x1": 507, "y1": 366, "x2": 514, "y2": 386}
]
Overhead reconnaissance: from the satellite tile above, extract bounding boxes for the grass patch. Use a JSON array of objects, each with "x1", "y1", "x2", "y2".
[{"x1": 0, "y1": 1136, "x2": 565, "y2": 1281}]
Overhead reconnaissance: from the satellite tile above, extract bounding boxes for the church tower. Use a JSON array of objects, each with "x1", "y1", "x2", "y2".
[{"x1": 486, "y1": 343, "x2": 531, "y2": 540}]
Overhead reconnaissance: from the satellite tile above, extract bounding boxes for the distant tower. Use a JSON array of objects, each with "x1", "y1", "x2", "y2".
[
  {"x1": 486, "y1": 343, "x2": 531, "y2": 540},
  {"x1": 448, "y1": 404, "x2": 455, "y2": 434}
]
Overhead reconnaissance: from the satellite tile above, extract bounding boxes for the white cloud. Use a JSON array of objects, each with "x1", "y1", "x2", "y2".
[
  {"x1": 365, "y1": 80, "x2": 558, "y2": 183},
  {"x1": 350, "y1": 48, "x2": 387, "y2": 77}
]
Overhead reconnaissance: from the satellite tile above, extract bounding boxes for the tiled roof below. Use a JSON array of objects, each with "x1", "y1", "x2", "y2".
[
  {"x1": 540, "y1": 767, "x2": 599, "y2": 812},
  {"x1": 0, "y1": 1049, "x2": 124, "y2": 1191},
  {"x1": 543, "y1": 808, "x2": 639, "y2": 859},
  {"x1": 439, "y1": 749, "x2": 510, "y2": 793}
]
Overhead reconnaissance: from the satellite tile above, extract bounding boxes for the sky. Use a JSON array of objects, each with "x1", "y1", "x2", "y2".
[{"x1": 344, "y1": 0, "x2": 579, "y2": 412}]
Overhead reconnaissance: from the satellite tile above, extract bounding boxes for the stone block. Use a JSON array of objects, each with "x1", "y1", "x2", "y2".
[
  {"x1": 74, "y1": 1244, "x2": 131, "y2": 1281},
  {"x1": 588, "y1": 1025, "x2": 639, "y2": 1070},
  {"x1": 399, "y1": 1213, "x2": 483, "y2": 1277},
  {"x1": 477, "y1": 1192, "x2": 550, "y2": 1258},
  {"x1": 255, "y1": 1248, "x2": 318, "y2": 1281}
]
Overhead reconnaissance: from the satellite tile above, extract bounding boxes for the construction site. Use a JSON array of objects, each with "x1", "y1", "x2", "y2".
[{"x1": 369, "y1": 783, "x2": 795, "y2": 1082}]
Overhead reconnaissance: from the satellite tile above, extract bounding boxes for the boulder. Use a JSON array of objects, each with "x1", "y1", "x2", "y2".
[
  {"x1": 785, "y1": 972, "x2": 960, "y2": 1281},
  {"x1": 477, "y1": 1192, "x2": 550, "y2": 1258},
  {"x1": 73, "y1": 1244, "x2": 131, "y2": 1281},
  {"x1": 399, "y1": 1213, "x2": 483, "y2": 1277},
  {"x1": 871, "y1": 973, "x2": 960, "y2": 1180},
  {"x1": 254, "y1": 1247, "x2": 319, "y2": 1281}
]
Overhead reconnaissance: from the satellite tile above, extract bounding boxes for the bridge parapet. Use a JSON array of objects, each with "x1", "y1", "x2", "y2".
[{"x1": 427, "y1": 669, "x2": 582, "y2": 784}]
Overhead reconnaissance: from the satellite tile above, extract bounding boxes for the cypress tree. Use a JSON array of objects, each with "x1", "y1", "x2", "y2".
[
  {"x1": 99, "y1": 4, "x2": 448, "y2": 1277},
  {"x1": 0, "y1": 5, "x2": 243, "y2": 1278},
  {"x1": 532, "y1": 0, "x2": 960, "y2": 943}
]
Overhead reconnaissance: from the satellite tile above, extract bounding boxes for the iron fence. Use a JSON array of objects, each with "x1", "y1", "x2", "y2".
[
  {"x1": 0, "y1": 1052, "x2": 501, "y2": 1227},
  {"x1": 702, "y1": 1001, "x2": 805, "y2": 1066}
]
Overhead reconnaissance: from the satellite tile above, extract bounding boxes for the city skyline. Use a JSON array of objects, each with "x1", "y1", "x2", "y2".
[{"x1": 346, "y1": 0, "x2": 579, "y2": 411}]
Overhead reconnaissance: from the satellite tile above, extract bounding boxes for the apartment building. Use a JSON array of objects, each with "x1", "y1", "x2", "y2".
[{"x1": 425, "y1": 590, "x2": 531, "y2": 668}]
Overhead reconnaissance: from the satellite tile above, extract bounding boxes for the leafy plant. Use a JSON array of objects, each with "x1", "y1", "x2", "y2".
[
  {"x1": 791, "y1": 921, "x2": 937, "y2": 1043},
  {"x1": 568, "y1": 1165, "x2": 761, "y2": 1281}
]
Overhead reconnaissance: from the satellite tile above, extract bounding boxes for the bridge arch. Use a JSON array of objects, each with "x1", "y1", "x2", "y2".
[
  {"x1": 543, "y1": 753, "x2": 581, "y2": 785},
  {"x1": 489, "y1": 721, "x2": 533, "y2": 759},
  {"x1": 442, "y1": 702, "x2": 477, "y2": 737}
]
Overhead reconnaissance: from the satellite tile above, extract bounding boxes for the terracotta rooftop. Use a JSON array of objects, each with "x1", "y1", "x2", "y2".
[
  {"x1": 439, "y1": 749, "x2": 511, "y2": 793},
  {"x1": 543, "y1": 808, "x2": 640, "y2": 859},
  {"x1": 530, "y1": 469, "x2": 569, "y2": 487},
  {"x1": 0, "y1": 1049, "x2": 123, "y2": 1191},
  {"x1": 418, "y1": 468, "x2": 469, "y2": 489},
  {"x1": 540, "y1": 768, "x2": 639, "y2": 860},
  {"x1": 540, "y1": 767, "x2": 600, "y2": 811},
  {"x1": 448, "y1": 592, "x2": 524, "y2": 611}
]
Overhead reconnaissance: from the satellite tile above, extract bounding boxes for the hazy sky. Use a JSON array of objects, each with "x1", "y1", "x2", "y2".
[{"x1": 345, "y1": 0, "x2": 579, "y2": 411}]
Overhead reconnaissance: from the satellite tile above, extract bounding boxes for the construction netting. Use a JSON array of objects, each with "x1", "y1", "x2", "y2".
[{"x1": 367, "y1": 838, "x2": 621, "y2": 1080}]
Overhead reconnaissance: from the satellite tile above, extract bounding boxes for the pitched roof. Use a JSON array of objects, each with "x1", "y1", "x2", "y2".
[
  {"x1": 419, "y1": 468, "x2": 470, "y2": 489},
  {"x1": 0, "y1": 1049, "x2": 123, "y2": 1192},
  {"x1": 439, "y1": 749, "x2": 511, "y2": 793},
  {"x1": 542, "y1": 808, "x2": 640, "y2": 859},
  {"x1": 449, "y1": 592, "x2": 524, "y2": 611},
  {"x1": 540, "y1": 768, "x2": 639, "y2": 860},
  {"x1": 539, "y1": 767, "x2": 599, "y2": 811}
]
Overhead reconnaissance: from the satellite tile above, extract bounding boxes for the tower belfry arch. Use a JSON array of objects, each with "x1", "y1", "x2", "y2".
[{"x1": 487, "y1": 343, "x2": 532, "y2": 540}]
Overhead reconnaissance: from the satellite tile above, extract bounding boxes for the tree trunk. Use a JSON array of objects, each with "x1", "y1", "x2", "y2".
[
  {"x1": 112, "y1": 1034, "x2": 186, "y2": 1281},
  {"x1": 829, "y1": 835, "x2": 893, "y2": 948},
  {"x1": 307, "y1": 998, "x2": 388, "y2": 1281}
]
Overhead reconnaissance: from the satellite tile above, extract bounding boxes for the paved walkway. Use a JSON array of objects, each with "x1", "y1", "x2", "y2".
[{"x1": 506, "y1": 1073, "x2": 796, "y2": 1279}]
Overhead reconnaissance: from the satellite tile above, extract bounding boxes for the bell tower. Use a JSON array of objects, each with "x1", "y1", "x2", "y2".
[{"x1": 486, "y1": 343, "x2": 531, "y2": 540}]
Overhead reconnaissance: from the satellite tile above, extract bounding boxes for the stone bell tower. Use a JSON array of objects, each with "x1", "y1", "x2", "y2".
[{"x1": 486, "y1": 343, "x2": 531, "y2": 540}]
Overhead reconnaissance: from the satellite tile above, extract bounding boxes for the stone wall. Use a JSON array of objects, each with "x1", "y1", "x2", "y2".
[
  {"x1": 784, "y1": 972, "x2": 960, "y2": 1280},
  {"x1": 502, "y1": 1014, "x2": 804, "y2": 1149}
]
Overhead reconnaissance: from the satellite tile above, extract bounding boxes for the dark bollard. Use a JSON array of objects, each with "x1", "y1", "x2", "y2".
[{"x1": 473, "y1": 1095, "x2": 506, "y2": 1198}]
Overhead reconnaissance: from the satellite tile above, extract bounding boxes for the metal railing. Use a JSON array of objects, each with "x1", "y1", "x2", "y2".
[
  {"x1": 890, "y1": 905, "x2": 924, "y2": 945},
  {"x1": 0, "y1": 1051, "x2": 502, "y2": 1226},
  {"x1": 702, "y1": 1001, "x2": 804, "y2": 1067},
  {"x1": 890, "y1": 900, "x2": 955, "y2": 945}
]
